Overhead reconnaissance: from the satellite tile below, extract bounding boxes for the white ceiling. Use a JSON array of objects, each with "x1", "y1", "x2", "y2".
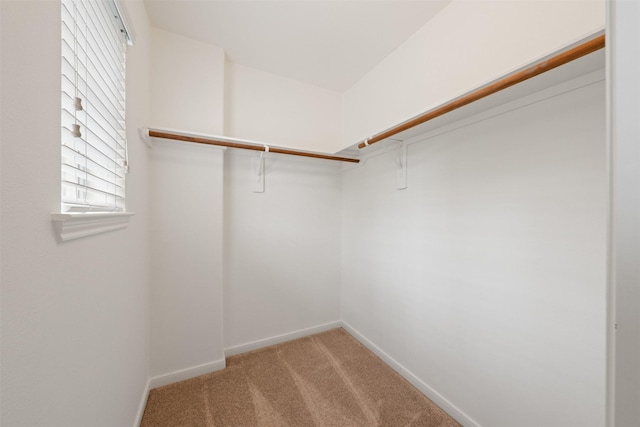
[{"x1": 144, "y1": 0, "x2": 451, "y2": 92}]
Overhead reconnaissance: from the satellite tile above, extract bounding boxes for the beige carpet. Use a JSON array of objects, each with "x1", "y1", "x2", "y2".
[{"x1": 141, "y1": 328, "x2": 460, "y2": 426}]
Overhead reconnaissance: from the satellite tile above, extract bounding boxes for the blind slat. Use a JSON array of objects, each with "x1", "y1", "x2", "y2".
[
  {"x1": 84, "y1": 0, "x2": 124, "y2": 68},
  {"x1": 62, "y1": 181, "x2": 124, "y2": 209},
  {"x1": 60, "y1": 117, "x2": 124, "y2": 173},
  {"x1": 62, "y1": 172, "x2": 125, "y2": 196},
  {"x1": 62, "y1": 70, "x2": 126, "y2": 135},
  {"x1": 62, "y1": 146, "x2": 127, "y2": 182}
]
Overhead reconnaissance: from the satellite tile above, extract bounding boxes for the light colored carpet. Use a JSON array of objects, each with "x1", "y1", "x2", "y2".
[{"x1": 141, "y1": 328, "x2": 460, "y2": 426}]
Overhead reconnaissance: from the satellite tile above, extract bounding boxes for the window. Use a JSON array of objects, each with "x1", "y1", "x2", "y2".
[
  {"x1": 54, "y1": 0, "x2": 133, "y2": 241},
  {"x1": 60, "y1": 0, "x2": 129, "y2": 212}
]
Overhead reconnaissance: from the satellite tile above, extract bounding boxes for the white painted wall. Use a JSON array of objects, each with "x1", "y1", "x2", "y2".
[
  {"x1": 146, "y1": 27, "x2": 343, "y2": 383},
  {"x1": 150, "y1": 27, "x2": 225, "y2": 135},
  {"x1": 0, "y1": 3, "x2": 614, "y2": 426},
  {"x1": 148, "y1": 27, "x2": 228, "y2": 386},
  {"x1": 0, "y1": 1, "x2": 151, "y2": 426},
  {"x1": 149, "y1": 27, "x2": 343, "y2": 153},
  {"x1": 341, "y1": 78, "x2": 607, "y2": 426},
  {"x1": 608, "y1": 1, "x2": 640, "y2": 425},
  {"x1": 341, "y1": 0, "x2": 605, "y2": 149},
  {"x1": 224, "y1": 61, "x2": 342, "y2": 153},
  {"x1": 149, "y1": 141, "x2": 225, "y2": 385},
  {"x1": 223, "y1": 152, "x2": 342, "y2": 351}
]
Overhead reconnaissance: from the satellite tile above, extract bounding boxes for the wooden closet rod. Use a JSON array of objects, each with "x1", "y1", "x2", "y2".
[
  {"x1": 148, "y1": 130, "x2": 360, "y2": 164},
  {"x1": 357, "y1": 34, "x2": 606, "y2": 149}
]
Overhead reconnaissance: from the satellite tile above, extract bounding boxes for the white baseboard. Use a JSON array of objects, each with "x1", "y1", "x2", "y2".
[
  {"x1": 146, "y1": 321, "x2": 341, "y2": 393},
  {"x1": 133, "y1": 379, "x2": 151, "y2": 427},
  {"x1": 138, "y1": 321, "x2": 477, "y2": 426},
  {"x1": 341, "y1": 321, "x2": 482, "y2": 427},
  {"x1": 224, "y1": 320, "x2": 342, "y2": 357},
  {"x1": 149, "y1": 358, "x2": 226, "y2": 389}
]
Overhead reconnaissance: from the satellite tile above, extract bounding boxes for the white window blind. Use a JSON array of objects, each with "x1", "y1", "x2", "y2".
[{"x1": 61, "y1": 0, "x2": 129, "y2": 212}]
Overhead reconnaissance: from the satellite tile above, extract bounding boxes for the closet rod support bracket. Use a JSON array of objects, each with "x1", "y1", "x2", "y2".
[
  {"x1": 252, "y1": 149, "x2": 266, "y2": 193},
  {"x1": 395, "y1": 143, "x2": 408, "y2": 190}
]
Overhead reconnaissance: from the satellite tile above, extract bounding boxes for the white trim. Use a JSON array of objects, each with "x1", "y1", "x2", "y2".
[
  {"x1": 605, "y1": 3, "x2": 615, "y2": 426},
  {"x1": 403, "y1": 69, "x2": 605, "y2": 149},
  {"x1": 138, "y1": 127, "x2": 152, "y2": 148},
  {"x1": 345, "y1": 67, "x2": 605, "y2": 172},
  {"x1": 223, "y1": 143, "x2": 343, "y2": 169},
  {"x1": 51, "y1": 211, "x2": 134, "y2": 242},
  {"x1": 133, "y1": 379, "x2": 150, "y2": 427},
  {"x1": 149, "y1": 358, "x2": 226, "y2": 389},
  {"x1": 340, "y1": 37, "x2": 605, "y2": 171},
  {"x1": 224, "y1": 321, "x2": 342, "y2": 357},
  {"x1": 147, "y1": 126, "x2": 276, "y2": 148},
  {"x1": 341, "y1": 321, "x2": 482, "y2": 427},
  {"x1": 113, "y1": 0, "x2": 135, "y2": 45},
  {"x1": 146, "y1": 127, "x2": 346, "y2": 167}
]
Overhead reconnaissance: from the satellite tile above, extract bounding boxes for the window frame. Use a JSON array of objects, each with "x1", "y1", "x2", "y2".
[{"x1": 53, "y1": 0, "x2": 135, "y2": 242}]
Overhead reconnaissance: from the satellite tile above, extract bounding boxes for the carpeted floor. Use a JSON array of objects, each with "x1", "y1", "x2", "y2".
[{"x1": 141, "y1": 328, "x2": 460, "y2": 426}]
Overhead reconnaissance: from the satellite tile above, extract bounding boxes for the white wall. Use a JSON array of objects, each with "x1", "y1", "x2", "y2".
[
  {"x1": 609, "y1": 1, "x2": 640, "y2": 425},
  {"x1": 149, "y1": 141, "x2": 225, "y2": 385},
  {"x1": 225, "y1": 61, "x2": 342, "y2": 153},
  {"x1": 341, "y1": 0, "x2": 605, "y2": 150},
  {"x1": 146, "y1": 27, "x2": 344, "y2": 370},
  {"x1": 341, "y1": 78, "x2": 606, "y2": 426},
  {"x1": 149, "y1": 26, "x2": 343, "y2": 153},
  {"x1": 0, "y1": 1, "x2": 151, "y2": 426},
  {"x1": 150, "y1": 27, "x2": 225, "y2": 135},
  {"x1": 223, "y1": 152, "x2": 342, "y2": 351},
  {"x1": 148, "y1": 27, "x2": 228, "y2": 386}
]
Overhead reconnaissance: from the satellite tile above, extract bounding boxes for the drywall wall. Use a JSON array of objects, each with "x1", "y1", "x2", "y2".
[
  {"x1": 146, "y1": 26, "x2": 343, "y2": 382},
  {"x1": 341, "y1": 77, "x2": 606, "y2": 426},
  {"x1": 149, "y1": 140, "x2": 225, "y2": 385},
  {"x1": 0, "y1": 1, "x2": 151, "y2": 426},
  {"x1": 224, "y1": 61, "x2": 342, "y2": 153},
  {"x1": 149, "y1": 27, "x2": 343, "y2": 152},
  {"x1": 223, "y1": 152, "x2": 342, "y2": 352},
  {"x1": 150, "y1": 27, "x2": 225, "y2": 135},
  {"x1": 341, "y1": 0, "x2": 605, "y2": 149},
  {"x1": 609, "y1": 1, "x2": 640, "y2": 425},
  {"x1": 148, "y1": 27, "x2": 227, "y2": 386}
]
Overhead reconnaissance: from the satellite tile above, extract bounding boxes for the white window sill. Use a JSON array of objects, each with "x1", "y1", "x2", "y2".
[{"x1": 51, "y1": 211, "x2": 135, "y2": 242}]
